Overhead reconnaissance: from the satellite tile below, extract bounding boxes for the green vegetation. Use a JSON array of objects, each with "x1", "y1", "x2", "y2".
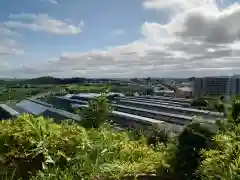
[
  {"x1": 0, "y1": 114, "x2": 166, "y2": 180},
  {"x1": 1, "y1": 80, "x2": 240, "y2": 179},
  {"x1": 0, "y1": 84, "x2": 63, "y2": 102},
  {"x1": 75, "y1": 94, "x2": 113, "y2": 128},
  {"x1": 66, "y1": 84, "x2": 111, "y2": 94}
]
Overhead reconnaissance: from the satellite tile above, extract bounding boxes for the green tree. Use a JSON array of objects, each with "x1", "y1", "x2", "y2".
[
  {"x1": 214, "y1": 102, "x2": 224, "y2": 113},
  {"x1": 191, "y1": 99, "x2": 208, "y2": 107},
  {"x1": 231, "y1": 97, "x2": 240, "y2": 124},
  {"x1": 76, "y1": 94, "x2": 113, "y2": 128},
  {"x1": 170, "y1": 120, "x2": 216, "y2": 180},
  {"x1": 198, "y1": 125, "x2": 240, "y2": 180}
]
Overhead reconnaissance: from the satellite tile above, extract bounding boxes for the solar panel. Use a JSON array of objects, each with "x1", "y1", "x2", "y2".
[{"x1": 16, "y1": 100, "x2": 50, "y2": 115}]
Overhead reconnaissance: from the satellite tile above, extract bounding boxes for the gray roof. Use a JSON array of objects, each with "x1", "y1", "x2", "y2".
[
  {"x1": 55, "y1": 96, "x2": 88, "y2": 104},
  {"x1": 112, "y1": 104, "x2": 193, "y2": 120},
  {"x1": 45, "y1": 107, "x2": 81, "y2": 121},
  {"x1": 112, "y1": 110, "x2": 183, "y2": 132},
  {"x1": 119, "y1": 98, "x2": 184, "y2": 107},
  {"x1": 0, "y1": 104, "x2": 20, "y2": 117},
  {"x1": 140, "y1": 95, "x2": 191, "y2": 102},
  {"x1": 119, "y1": 99, "x2": 223, "y2": 116},
  {"x1": 26, "y1": 98, "x2": 53, "y2": 107},
  {"x1": 119, "y1": 97, "x2": 190, "y2": 106},
  {"x1": 16, "y1": 100, "x2": 50, "y2": 115},
  {"x1": 71, "y1": 103, "x2": 88, "y2": 108}
]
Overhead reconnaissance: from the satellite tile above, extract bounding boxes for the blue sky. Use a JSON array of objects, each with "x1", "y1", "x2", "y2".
[{"x1": 1, "y1": 0, "x2": 240, "y2": 78}]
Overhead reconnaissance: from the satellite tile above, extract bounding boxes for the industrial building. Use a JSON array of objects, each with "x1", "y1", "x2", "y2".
[
  {"x1": 0, "y1": 97, "x2": 183, "y2": 132},
  {"x1": 193, "y1": 76, "x2": 240, "y2": 98},
  {"x1": 115, "y1": 99, "x2": 223, "y2": 119},
  {"x1": 117, "y1": 96, "x2": 191, "y2": 107},
  {"x1": 0, "y1": 99, "x2": 81, "y2": 122}
]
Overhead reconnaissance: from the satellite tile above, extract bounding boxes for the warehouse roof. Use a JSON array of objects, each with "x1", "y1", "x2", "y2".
[
  {"x1": 0, "y1": 104, "x2": 20, "y2": 117},
  {"x1": 16, "y1": 100, "x2": 50, "y2": 115},
  {"x1": 119, "y1": 99, "x2": 223, "y2": 116}
]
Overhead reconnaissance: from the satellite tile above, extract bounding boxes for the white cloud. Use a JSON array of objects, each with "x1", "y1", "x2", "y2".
[
  {"x1": 4, "y1": 13, "x2": 82, "y2": 35},
  {"x1": 0, "y1": 26, "x2": 20, "y2": 36},
  {"x1": 0, "y1": 38, "x2": 24, "y2": 56},
  {"x1": 4, "y1": 0, "x2": 240, "y2": 78}
]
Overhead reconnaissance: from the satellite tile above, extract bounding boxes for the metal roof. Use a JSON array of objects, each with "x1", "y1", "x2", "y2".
[
  {"x1": 112, "y1": 110, "x2": 183, "y2": 132},
  {"x1": 144, "y1": 95, "x2": 192, "y2": 102},
  {"x1": 64, "y1": 94, "x2": 73, "y2": 98},
  {"x1": 46, "y1": 107, "x2": 81, "y2": 121},
  {"x1": 0, "y1": 104, "x2": 20, "y2": 117},
  {"x1": 71, "y1": 92, "x2": 125, "y2": 99},
  {"x1": 71, "y1": 104, "x2": 88, "y2": 108},
  {"x1": 56, "y1": 96, "x2": 88, "y2": 104},
  {"x1": 118, "y1": 97, "x2": 186, "y2": 107},
  {"x1": 112, "y1": 104, "x2": 193, "y2": 120},
  {"x1": 118, "y1": 97, "x2": 190, "y2": 106},
  {"x1": 16, "y1": 100, "x2": 50, "y2": 115},
  {"x1": 26, "y1": 98, "x2": 53, "y2": 107},
  {"x1": 7, "y1": 104, "x2": 28, "y2": 114},
  {"x1": 118, "y1": 99, "x2": 223, "y2": 116}
]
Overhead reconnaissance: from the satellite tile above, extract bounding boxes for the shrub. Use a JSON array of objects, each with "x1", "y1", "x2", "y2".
[
  {"x1": 214, "y1": 102, "x2": 224, "y2": 113},
  {"x1": 191, "y1": 99, "x2": 208, "y2": 107},
  {"x1": 0, "y1": 114, "x2": 166, "y2": 179},
  {"x1": 132, "y1": 124, "x2": 175, "y2": 146},
  {"x1": 198, "y1": 125, "x2": 240, "y2": 180},
  {"x1": 231, "y1": 97, "x2": 240, "y2": 124},
  {"x1": 170, "y1": 119, "x2": 217, "y2": 180},
  {"x1": 75, "y1": 95, "x2": 113, "y2": 128}
]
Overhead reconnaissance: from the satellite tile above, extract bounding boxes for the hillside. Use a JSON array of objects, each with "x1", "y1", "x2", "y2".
[{"x1": 19, "y1": 76, "x2": 86, "y2": 85}]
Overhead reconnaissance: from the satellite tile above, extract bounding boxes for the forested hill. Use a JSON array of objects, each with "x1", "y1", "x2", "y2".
[{"x1": 19, "y1": 76, "x2": 86, "y2": 84}]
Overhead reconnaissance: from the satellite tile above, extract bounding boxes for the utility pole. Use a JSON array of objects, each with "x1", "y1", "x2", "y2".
[{"x1": 8, "y1": 88, "x2": 12, "y2": 101}]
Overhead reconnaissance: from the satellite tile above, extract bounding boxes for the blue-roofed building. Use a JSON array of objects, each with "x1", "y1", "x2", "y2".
[
  {"x1": 2, "y1": 99, "x2": 82, "y2": 123},
  {"x1": 0, "y1": 104, "x2": 20, "y2": 120},
  {"x1": 42, "y1": 107, "x2": 81, "y2": 123},
  {"x1": 47, "y1": 96, "x2": 88, "y2": 112},
  {"x1": 16, "y1": 100, "x2": 50, "y2": 115}
]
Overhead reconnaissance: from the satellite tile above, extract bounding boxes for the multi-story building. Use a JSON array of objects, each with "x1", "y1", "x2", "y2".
[{"x1": 193, "y1": 76, "x2": 240, "y2": 98}]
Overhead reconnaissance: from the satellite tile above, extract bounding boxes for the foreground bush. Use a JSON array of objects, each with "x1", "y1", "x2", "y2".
[
  {"x1": 198, "y1": 125, "x2": 240, "y2": 180},
  {"x1": 129, "y1": 124, "x2": 175, "y2": 146},
  {"x1": 0, "y1": 115, "x2": 166, "y2": 179},
  {"x1": 168, "y1": 120, "x2": 217, "y2": 180}
]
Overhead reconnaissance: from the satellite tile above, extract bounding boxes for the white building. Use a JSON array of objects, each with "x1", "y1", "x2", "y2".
[
  {"x1": 175, "y1": 87, "x2": 193, "y2": 98},
  {"x1": 193, "y1": 76, "x2": 240, "y2": 98}
]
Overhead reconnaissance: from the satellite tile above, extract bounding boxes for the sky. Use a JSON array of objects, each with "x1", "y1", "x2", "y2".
[{"x1": 1, "y1": 0, "x2": 240, "y2": 78}]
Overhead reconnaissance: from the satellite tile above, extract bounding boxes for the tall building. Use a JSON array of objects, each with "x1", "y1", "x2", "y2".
[{"x1": 193, "y1": 76, "x2": 240, "y2": 98}]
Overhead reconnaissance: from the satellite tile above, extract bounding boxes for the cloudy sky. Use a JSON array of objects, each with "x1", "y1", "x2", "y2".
[{"x1": 1, "y1": 0, "x2": 240, "y2": 78}]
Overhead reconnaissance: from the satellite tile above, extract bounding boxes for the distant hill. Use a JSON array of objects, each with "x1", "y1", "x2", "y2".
[{"x1": 19, "y1": 76, "x2": 86, "y2": 85}]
